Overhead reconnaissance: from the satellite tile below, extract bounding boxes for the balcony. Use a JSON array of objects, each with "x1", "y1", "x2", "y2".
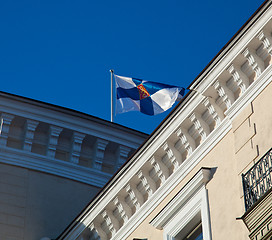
[
  {"x1": 242, "y1": 148, "x2": 272, "y2": 211},
  {"x1": 241, "y1": 148, "x2": 272, "y2": 240}
]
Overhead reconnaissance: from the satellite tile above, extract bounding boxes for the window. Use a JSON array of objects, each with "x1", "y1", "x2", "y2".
[
  {"x1": 181, "y1": 222, "x2": 202, "y2": 240},
  {"x1": 150, "y1": 168, "x2": 212, "y2": 240}
]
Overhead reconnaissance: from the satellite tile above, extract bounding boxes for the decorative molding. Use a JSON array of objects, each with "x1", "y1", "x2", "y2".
[
  {"x1": 0, "y1": 112, "x2": 14, "y2": 146},
  {"x1": 24, "y1": 119, "x2": 39, "y2": 151},
  {"x1": 70, "y1": 132, "x2": 85, "y2": 164},
  {"x1": 47, "y1": 125, "x2": 63, "y2": 158},
  {"x1": 189, "y1": 112, "x2": 209, "y2": 142},
  {"x1": 0, "y1": 146, "x2": 111, "y2": 188},
  {"x1": 150, "y1": 168, "x2": 212, "y2": 229},
  {"x1": 59, "y1": 4, "x2": 272, "y2": 240},
  {"x1": 0, "y1": 96, "x2": 148, "y2": 150},
  {"x1": 227, "y1": 63, "x2": 249, "y2": 94},
  {"x1": 242, "y1": 189, "x2": 272, "y2": 240},
  {"x1": 226, "y1": 63, "x2": 272, "y2": 122},
  {"x1": 117, "y1": 145, "x2": 131, "y2": 169},
  {"x1": 62, "y1": 111, "x2": 232, "y2": 240},
  {"x1": 150, "y1": 168, "x2": 212, "y2": 240},
  {"x1": 94, "y1": 138, "x2": 109, "y2": 170},
  {"x1": 256, "y1": 30, "x2": 272, "y2": 61},
  {"x1": 213, "y1": 80, "x2": 234, "y2": 110}
]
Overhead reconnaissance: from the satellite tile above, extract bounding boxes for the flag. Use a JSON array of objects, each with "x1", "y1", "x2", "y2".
[{"x1": 115, "y1": 74, "x2": 185, "y2": 116}]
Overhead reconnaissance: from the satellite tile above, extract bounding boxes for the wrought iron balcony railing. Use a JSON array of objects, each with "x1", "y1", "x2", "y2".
[{"x1": 242, "y1": 148, "x2": 272, "y2": 211}]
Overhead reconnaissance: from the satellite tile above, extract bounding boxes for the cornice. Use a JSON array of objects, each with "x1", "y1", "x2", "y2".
[
  {"x1": 0, "y1": 95, "x2": 147, "y2": 149},
  {"x1": 59, "y1": 2, "x2": 272, "y2": 240},
  {"x1": 188, "y1": 0, "x2": 272, "y2": 92},
  {"x1": 0, "y1": 146, "x2": 111, "y2": 188},
  {"x1": 61, "y1": 107, "x2": 232, "y2": 239}
]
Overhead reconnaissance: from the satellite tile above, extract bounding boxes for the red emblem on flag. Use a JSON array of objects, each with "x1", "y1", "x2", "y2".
[{"x1": 137, "y1": 84, "x2": 150, "y2": 100}]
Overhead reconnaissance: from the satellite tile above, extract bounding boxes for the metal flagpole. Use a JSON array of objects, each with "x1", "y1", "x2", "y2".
[{"x1": 110, "y1": 69, "x2": 114, "y2": 122}]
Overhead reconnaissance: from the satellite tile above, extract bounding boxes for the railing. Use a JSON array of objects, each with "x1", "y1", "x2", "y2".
[{"x1": 242, "y1": 148, "x2": 272, "y2": 211}]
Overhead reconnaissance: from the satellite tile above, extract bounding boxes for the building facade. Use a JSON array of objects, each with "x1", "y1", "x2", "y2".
[
  {"x1": 57, "y1": 1, "x2": 272, "y2": 239},
  {"x1": 0, "y1": 91, "x2": 147, "y2": 240}
]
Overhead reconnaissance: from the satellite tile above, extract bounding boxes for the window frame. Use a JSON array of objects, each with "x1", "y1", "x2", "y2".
[{"x1": 150, "y1": 168, "x2": 212, "y2": 240}]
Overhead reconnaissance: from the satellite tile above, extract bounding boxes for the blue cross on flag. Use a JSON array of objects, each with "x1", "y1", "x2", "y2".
[{"x1": 115, "y1": 74, "x2": 185, "y2": 116}]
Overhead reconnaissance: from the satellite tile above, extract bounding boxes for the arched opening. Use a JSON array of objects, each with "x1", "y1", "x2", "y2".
[
  {"x1": 7, "y1": 116, "x2": 26, "y2": 150},
  {"x1": 55, "y1": 129, "x2": 73, "y2": 162},
  {"x1": 31, "y1": 122, "x2": 50, "y2": 155},
  {"x1": 79, "y1": 135, "x2": 96, "y2": 168},
  {"x1": 102, "y1": 142, "x2": 118, "y2": 174}
]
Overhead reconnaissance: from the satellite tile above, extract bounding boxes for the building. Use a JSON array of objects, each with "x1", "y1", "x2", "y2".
[
  {"x1": 57, "y1": 1, "x2": 272, "y2": 239},
  {"x1": 0, "y1": 91, "x2": 148, "y2": 240}
]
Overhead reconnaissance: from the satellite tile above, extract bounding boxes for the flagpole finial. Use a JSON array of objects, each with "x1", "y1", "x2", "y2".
[{"x1": 110, "y1": 69, "x2": 114, "y2": 73}]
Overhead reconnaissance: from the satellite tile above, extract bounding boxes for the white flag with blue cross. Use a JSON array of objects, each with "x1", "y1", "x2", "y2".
[{"x1": 114, "y1": 74, "x2": 185, "y2": 116}]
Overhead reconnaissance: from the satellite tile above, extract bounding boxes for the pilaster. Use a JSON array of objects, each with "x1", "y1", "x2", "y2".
[
  {"x1": 116, "y1": 145, "x2": 131, "y2": 169},
  {"x1": 47, "y1": 125, "x2": 63, "y2": 158},
  {"x1": 93, "y1": 138, "x2": 109, "y2": 170},
  {"x1": 0, "y1": 113, "x2": 14, "y2": 146},
  {"x1": 70, "y1": 132, "x2": 85, "y2": 164},
  {"x1": 23, "y1": 119, "x2": 39, "y2": 151}
]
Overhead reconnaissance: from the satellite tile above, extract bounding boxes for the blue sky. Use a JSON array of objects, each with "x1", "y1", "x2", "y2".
[{"x1": 0, "y1": 0, "x2": 265, "y2": 134}]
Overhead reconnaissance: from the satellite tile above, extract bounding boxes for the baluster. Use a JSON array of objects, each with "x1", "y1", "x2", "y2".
[
  {"x1": 202, "y1": 97, "x2": 224, "y2": 128},
  {"x1": 113, "y1": 196, "x2": 131, "y2": 225},
  {"x1": 101, "y1": 209, "x2": 119, "y2": 237},
  {"x1": 125, "y1": 183, "x2": 144, "y2": 211},
  {"x1": 227, "y1": 64, "x2": 249, "y2": 94},
  {"x1": 89, "y1": 222, "x2": 101, "y2": 240},
  {"x1": 189, "y1": 112, "x2": 210, "y2": 142},
  {"x1": 137, "y1": 169, "x2": 157, "y2": 199},
  {"x1": 175, "y1": 127, "x2": 196, "y2": 157},
  {"x1": 242, "y1": 47, "x2": 263, "y2": 79},
  {"x1": 213, "y1": 80, "x2": 235, "y2": 111},
  {"x1": 162, "y1": 142, "x2": 182, "y2": 172},
  {"x1": 256, "y1": 30, "x2": 272, "y2": 66},
  {"x1": 91, "y1": 221, "x2": 107, "y2": 240},
  {"x1": 149, "y1": 155, "x2": 169, "y2": 185}
]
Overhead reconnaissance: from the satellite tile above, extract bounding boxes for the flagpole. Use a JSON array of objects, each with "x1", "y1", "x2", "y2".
[{"x1": 110, "y1": 69, "x2": 114, "y2": 122}]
